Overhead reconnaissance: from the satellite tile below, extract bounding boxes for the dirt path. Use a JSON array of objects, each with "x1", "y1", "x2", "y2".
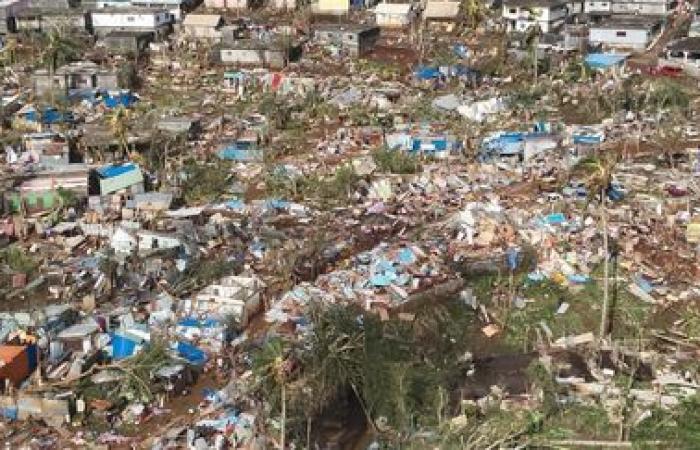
[{"x1": 628, "y1": 10, "x2": 691, "y2": 68}]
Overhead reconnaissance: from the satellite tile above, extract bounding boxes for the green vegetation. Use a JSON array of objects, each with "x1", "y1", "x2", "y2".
[
  {"x1": 265, "y1": 165, "x2": 360, "y2": 206},
  {"x1": 0, "y1": 246, "x2": 38, "y2": 276},
  {"x1": 632, "y1": 395, "x2": 700, "y2": 447},
  {"x1": 373, "y1": 148, "x2": 422, "y2": 174},
  {"x1": 251, "y1": 299, "x2": 483, "y2": 447},
  {"x1": 181, "y1": 160, "x2": 234, "y2": 205}
]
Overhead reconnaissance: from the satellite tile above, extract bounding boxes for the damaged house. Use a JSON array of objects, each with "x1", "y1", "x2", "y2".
[
  {"x1": 314, "y1": 24, "x2": 381, "y2": 57},
  {"x1": 181, "y1": 13, "x2": 224, "y2": 40},
  {"x1": 31, "y1": 61, "x2": 120, "y2": 96},
  {"x1": 218, "y1": 38, "x2": 302, "y2": 69},
  {"x1": 194, "y1": 275, "x2": 264, "y2": 327},
  {"x1": 89, "y1": 8, "x2": 173, "y2": 38},
  {"x1": 501, "y1": 0, "x2": 569, "y2": 33}
]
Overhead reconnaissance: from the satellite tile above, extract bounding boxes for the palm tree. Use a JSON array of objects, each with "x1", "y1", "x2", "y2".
[
  {"x1": 522, "y1": 8, "x2": 543, "y2": 83},
  {"x1": 40, "y1": 26, "x2": 80, "y2": 105},
  {"x1": 108, "y1": 106, "x2": 132, "y2": 159},
  {"x1": 575, "y1": 153, "x2": 619, "y2": 344},
  {"x1": 253, "y1": 338, "x2": 292, "y2": 449},
  {"x1": 463, "y1": 0, "x2": 485, "y2": 29}
]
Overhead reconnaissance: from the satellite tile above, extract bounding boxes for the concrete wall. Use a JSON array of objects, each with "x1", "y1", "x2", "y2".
[
  {"x1": 584, "y1": 0, "x2": 611, "y2": 13},
  {"x1": 14, "y1": 14, "x2": 87, "y2": 33},
  {"x1": 502, "y1": 4, "x2": 568, "y2": 33},
  {"x1": 91, "y1": 11, "x2": 170, "y2": 29},
  {"x1": 32, "y1": 71, "x2": 119, "y2": 95},
  {"x1": 204, "y1": 0, "x2": 247, "y2": 8},
  {"x1": 589, "y1": 27, "x2": 651, "y2": 49},
  {"x1": 220, "y1": 48, "x2": 287, "y2": 69}
]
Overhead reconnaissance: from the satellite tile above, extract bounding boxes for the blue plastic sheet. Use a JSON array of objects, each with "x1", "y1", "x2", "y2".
[
  {"x1": 112, "y1": 333, "x2": 138, "y2": 360},
  {"x1": 97, "y1": 163, "x2": 138, "y2": 178},
  {"x1": 177, "y1": 341, "x2": 207, "y2": 366}
]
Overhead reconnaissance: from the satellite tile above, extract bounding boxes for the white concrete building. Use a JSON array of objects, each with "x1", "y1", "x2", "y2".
[
  {"x1": 664, "y1": 37, "x2": 700, "y2": 77},
  {"x1": 584, "y1": 0, "x2": 612, "y2": 15},
  {"x1": 374, "y1": 3, "x2": 416, "y2": 27},
  {"x1": 611, "y1": 0, "x2": 676, "y2": 16},
  {"x1": 501, "y1": 0, "x2": 569, "y2": 33},
  {"x1": 90, "y1": 9, "x2": 173, "y2": 37},
  {"x1": 589, "y1": 16, "x2": 661, "y2": 50},
  {"x1": 181, "y1": 13, "x2": 224, "y2": 39},
  {"x1": 195, "y1": 275, "x2": 264, "y2": 326}
]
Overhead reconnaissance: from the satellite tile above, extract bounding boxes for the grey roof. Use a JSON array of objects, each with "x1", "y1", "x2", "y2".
[
  {"x1": 591, "y1": 15, "x2": 662, "y2": 29},
  {"x1": 502, "y1": 0, "x2": 567, "y2": 7},
  {"x1": 666, "y1": 37, "x2": 700, "y2": 53}
]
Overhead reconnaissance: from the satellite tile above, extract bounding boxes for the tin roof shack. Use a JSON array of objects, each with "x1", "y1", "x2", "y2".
[
  {"x1": 4, "y1": 165, "x2": 88, "y2": 214},
  {"x1": 181, "y1": 13, "x2": 224, "y2": 40},
  {"x1": 12, "y1": 8, "x2": 87, "y2": 34},
  {"x1": 31, "y1": 61, "x2": 119, "y2": 96},
  {"x1": 0, "y1": 345, "x2": 36, "y2": 388},
  {"x1": 101, "y1": 30, "x2": 154, "y2": 56},
  {"x1": 0, "y1": 0, "x2": 27, "y2": 34},
  {"x1": 314, "y1": 24, "x2": 380, "y2": 57},
  {"x1": 589, "y1": 16, "x2": 661, "y2": 50},
  {"x1": 89, "y1": 8, "x2": 173, "y2": 38},
  {"x1": 94, "y1": 163, "x2": 145, "y2": 196},
  {"x1": 423, "y1": 1, "x2": 461, "y2": 31},
  {"x1": 23, "y1": 132, "x2": 71, "y2": 167},
  {"x1": 664, "y1": 37, "x2": 700, "y2": 77},
  {"x1": 194, "y1": 275, "x2": 264, "y2": 327},
  {"x1": 480, "y1": 130, "x2": 561, "y2": 162},
  {"x1": 136, "y1": 230, "x2": 183, "y2": 256},
  {"x1": 56, "y1": 322, "x2": 102, "y2": 353},
  {"x1": 501, "y1": 0, "x2": 568, "y2": 33},
  {"x1": 374, "y1": 3, "x2": 417, "y2": 28},
  {"x1": 156, "y1": 116, "x2": 202, "y2": 139},
  {"x1": 218, "y1": 38, "x2": 301, "y2": 69}
]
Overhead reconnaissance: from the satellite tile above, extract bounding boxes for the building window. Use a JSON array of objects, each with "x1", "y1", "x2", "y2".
[
  {"x1": 127, "y1": 16, "x2": 135, "y2": 22},
  {"x1": 509, "y1": 8, "x2": 516, "y2": 13},
  {"x1": 616, "y1": 31, "x2": 627, "y2": 37}
]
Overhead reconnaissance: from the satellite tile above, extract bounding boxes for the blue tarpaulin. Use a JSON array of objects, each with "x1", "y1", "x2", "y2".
[
  {"x1": 413, "y1": 66, "x2": 442, "y2": 80},
  {"x1": 226, "y1": 199, "x2": 245, "y2": 210},
  {"x1": 177, "y1": 341, "x2": 207, "y2": 366},
  {"x1": 104, "y1": 91, "x2": 138, "y2": 109},
  {"x1": 218, "y1": 146, "x2": 263, "y2": 161},
  {"x1": 545, "y1": 213, "x2": 566, "y2": 225},
  {"x1": 21, "y1": 108, "x2": 73, "y2": 125},
  {"x1": 178, "y1": 317, "x2": 199, "y2": 327},
  {"x1": 112, "y1": 333, "x2": 138, "y2": 360},
  {"x1": 26, "y1": 344, "x2": 37, "y2": 372},
  {"x1": 506, "y1": 247, "x2": 520, "y2": 271},
  {"x1": 568, "y1": 274, "x2": 591, "y2": 284},
  {"x1": 97, "y1": 163, "x2": 138, "y2": 178},
  {"x1": 584, "y1": 53, "x2": 628, "y2": 69},
  {"x1": 264, "y1": 199, "x2": 290, "y2": 210},
  {"x1": 453, "y1": 44, "x2": 470, "y2": 59}
]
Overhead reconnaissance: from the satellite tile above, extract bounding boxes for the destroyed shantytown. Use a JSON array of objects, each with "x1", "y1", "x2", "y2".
[{"x1": 1, "y1": 0, "x2": 700, "y2": 449}]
